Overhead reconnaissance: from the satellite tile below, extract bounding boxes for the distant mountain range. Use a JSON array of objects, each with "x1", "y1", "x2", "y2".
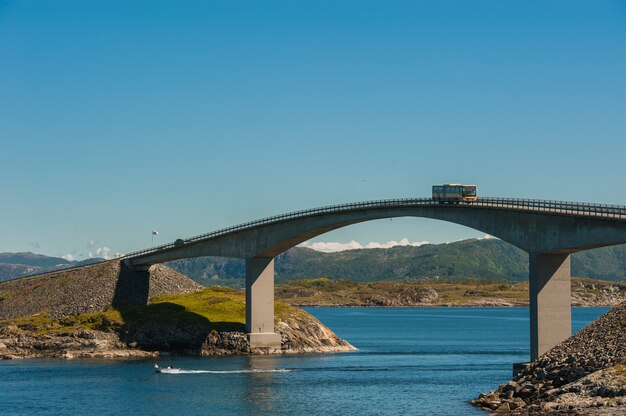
[
  {"x1": 166, "y1": 239, "x2": 626, "y2": 287},
  {"x1": 2, "y1": 239, "x2": 625, "y2": 286},
  {"x1": 0, "y1": 253, "x2": 104, "y2": 281}
]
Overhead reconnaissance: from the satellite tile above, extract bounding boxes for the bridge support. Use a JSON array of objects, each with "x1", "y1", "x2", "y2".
[
  {"x1": 529, "y1": 253, "x2": 571, "y2": 360},
  {"x1": 245, "y1": 257, "x2": 281, "y2": 349}
]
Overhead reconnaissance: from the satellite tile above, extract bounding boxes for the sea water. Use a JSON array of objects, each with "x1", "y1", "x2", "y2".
[{"x1": 0, "y1": 307, "x2": 607, "y2": 415}]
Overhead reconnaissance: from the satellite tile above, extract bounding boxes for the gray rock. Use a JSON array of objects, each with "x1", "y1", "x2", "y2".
[{"x1": 473, "y1": 301, "x2": 626, "y2": 414}]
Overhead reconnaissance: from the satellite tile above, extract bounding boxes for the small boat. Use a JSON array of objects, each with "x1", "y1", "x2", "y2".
[{"x1": 154, "y1": 363, "x2": 183, "y2": 374}]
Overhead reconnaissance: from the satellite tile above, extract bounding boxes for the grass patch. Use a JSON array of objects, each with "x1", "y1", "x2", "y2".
[
  {"x1": 282, "y1": 278, "x2": 359, "y2": 291},
  {"x1": 3, "y1": 309, "x2": 124, "y2": 335},
  {"x1": 610, "y1": 360, "x2": 626, "y2": 375},
  {"x1": 142, "y1": 287, "x2": 246, "y2": 325},
  {"x1": 0, "y1": 286, "x2": 309, "y2": 335}
]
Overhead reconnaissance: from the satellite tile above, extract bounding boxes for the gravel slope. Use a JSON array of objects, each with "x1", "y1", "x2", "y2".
[{"x1": 0, "y1": 261, "x2": 203, "y2": 320}]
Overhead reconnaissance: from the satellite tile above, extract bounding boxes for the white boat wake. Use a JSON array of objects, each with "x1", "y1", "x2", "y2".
[{"x1": 154, "y1": 365, "x2": 290, "y2": 375}]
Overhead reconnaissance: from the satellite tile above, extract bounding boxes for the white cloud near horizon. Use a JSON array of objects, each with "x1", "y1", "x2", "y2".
[
  {"x1": 96, "y1": 246, "x2": 111, "y2": 259},
  {"x1": 298, "y1": 238, "x2": 431, "y2": 253},
  {"x1": 59, "y1": 235, "x2": 496, "y2": 260},
  {"x1": 301, "y1": 240, "x2": 364, "y2": 252},
  {"x1": 61, "y1": 241, "x2": 123, "y2": 262}
]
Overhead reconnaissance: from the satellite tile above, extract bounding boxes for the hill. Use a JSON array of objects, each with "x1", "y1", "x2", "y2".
[
  {"x1": 0, "y1": 252, "x2": 72, "y2": 268},
  {"x1": 166, "y1": 239, "x2": 626, "y2": 287},
  {"x1": 2, "y1": 240, "x2": 626, "y2": 286},
  {"x1": 0, "y1": 252, "x2": 105, "y2": 282}
]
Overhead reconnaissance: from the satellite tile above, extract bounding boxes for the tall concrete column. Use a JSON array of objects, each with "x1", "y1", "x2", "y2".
[
  {"x1": 529, "y1": 253, "x2": 571, "y2": 360},
  {"x1": 245, "y1": 257, "x2": 281, "y2": 348}
]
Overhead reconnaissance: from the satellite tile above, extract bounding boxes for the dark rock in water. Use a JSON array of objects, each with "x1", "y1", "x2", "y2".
[
  {"x1": 503, "y1": 380, "x2": 520, "y2": 392},
  {"x1": 509, "y1": 397, "x2": 526, "y2": 410},
  {"x1": 494, "y1": 401, "x2": 510, "y2": 413}
]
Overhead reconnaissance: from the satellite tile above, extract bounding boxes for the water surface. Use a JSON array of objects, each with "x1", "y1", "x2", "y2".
[{"x1": 0, "y1": 307, "x2": 607, "y2": 415}]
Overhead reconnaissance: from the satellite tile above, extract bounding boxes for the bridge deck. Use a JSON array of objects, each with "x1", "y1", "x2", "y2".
[{"x1": 122, "y1": 197, "x2": 626, "y2": 261}]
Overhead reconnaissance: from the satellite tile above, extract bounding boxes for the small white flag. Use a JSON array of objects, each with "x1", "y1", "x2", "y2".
[{"x1": 152, "y1": 230, "x2": 159, "y2": 236}]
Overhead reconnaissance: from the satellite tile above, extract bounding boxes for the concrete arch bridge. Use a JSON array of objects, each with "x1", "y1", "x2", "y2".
[{"x1": 124, "y1": 197, "x2": 626, "y2": 360}]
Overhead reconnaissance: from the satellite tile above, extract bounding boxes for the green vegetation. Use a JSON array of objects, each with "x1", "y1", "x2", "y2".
[
  {"x1": 277, "y1": 240, "x2": 529, "y2": 282},
  {"x1": 433, "y1": 280, "x2": 529, "y2": 304},
  {"x1": 290, "y1": 278, "x2": 359, "y2": 291},
  {"x1": 5, "y1": 309, "x2": 124, "y2": 335},
  {"x1": 3, "y1": 241, "x2": 626, "y2": 285},
  {"x1": 0, "y1": 287, "x2": 298, "y2": 334},
  {"x1": 134, "y1": 286, "x2": 247, "y2": 327},
  {"x1": 609, "y1": 360, "x2": 626, "y2": 375}
]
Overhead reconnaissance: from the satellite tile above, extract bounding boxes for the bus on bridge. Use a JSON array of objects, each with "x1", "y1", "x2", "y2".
[{"x1": 432, "y1": 183, "x2": 477, "y2": 204}]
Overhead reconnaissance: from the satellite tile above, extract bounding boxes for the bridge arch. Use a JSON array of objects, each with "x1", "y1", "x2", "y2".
[{"x1": 126, "y1": 198, "x2": 626, "y2": 359}]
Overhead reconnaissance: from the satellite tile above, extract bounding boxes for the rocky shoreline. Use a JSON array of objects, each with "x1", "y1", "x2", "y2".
[
  {"x1": 0, "y1": 310, "x2": 355, "y2": 360},
  {"x1": 0, "y1": 261, "x2": 355, "y2": 360},
  {"x1": 0, "y1": 326, "x2": 156, "y2": 360},
  {"x1": 472, "y1": 302, "x2": 626, "y2": 414},
  {"x1": 276, "y1": 278, "x2": 626, "y2": 308}
]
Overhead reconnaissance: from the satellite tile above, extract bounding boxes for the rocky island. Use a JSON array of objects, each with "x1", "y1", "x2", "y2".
[
  {"x1": 275, "y1": 277, "x2": 626, "y2": 308},
  {"x1": 0, "y1": 261, "x2": 354, "y2": 360}
]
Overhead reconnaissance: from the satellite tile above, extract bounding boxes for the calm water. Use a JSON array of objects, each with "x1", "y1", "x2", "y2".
[{"x1": 0, "y1": 307, "x2": 607, "y2": 416}]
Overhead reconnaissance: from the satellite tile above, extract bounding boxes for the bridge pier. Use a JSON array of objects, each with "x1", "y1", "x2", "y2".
[
  {"x1": 529, "y1": 253, "x2": 571, "y2": 360},
  {"x1": 245, "y1": 257, "x2": 281, "y2": 349}
]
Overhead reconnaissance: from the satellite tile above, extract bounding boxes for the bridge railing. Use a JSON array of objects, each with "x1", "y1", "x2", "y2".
[
  {"x1": 121, "y1": 197, "x2": 626, "y2": 260},
  {"x1": 475, "y1": 198, "x2": 626, "y2": 217},
  {"x1": 120, "y1": 198, "x2": 429, "y2": 259}
]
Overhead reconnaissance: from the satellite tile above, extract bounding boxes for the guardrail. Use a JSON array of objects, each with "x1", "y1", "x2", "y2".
[
  {"x1": 474, "y1": 197, "x2": 626, "y2": 217},
  {"x1": 121, "y1": 197, "x2": 626, "y2": 260}
]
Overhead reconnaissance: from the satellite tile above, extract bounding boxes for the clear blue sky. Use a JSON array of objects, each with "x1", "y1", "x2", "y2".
[{"x1": 1, "y1": 0, "x2": 625, "y2": 259}]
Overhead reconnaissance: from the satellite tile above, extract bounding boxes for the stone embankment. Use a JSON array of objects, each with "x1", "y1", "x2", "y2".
[
  {"x1": 472, "y1": 302, "x2": 626, "y2": 414},
  {"x1": 0, "y1": 261, "x2": 354, "y2": 359}
]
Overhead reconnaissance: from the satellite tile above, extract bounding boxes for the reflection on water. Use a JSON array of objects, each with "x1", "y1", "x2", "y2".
[{"x1": 244, "y1": 355, "x2": 281, "y2": 413}]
